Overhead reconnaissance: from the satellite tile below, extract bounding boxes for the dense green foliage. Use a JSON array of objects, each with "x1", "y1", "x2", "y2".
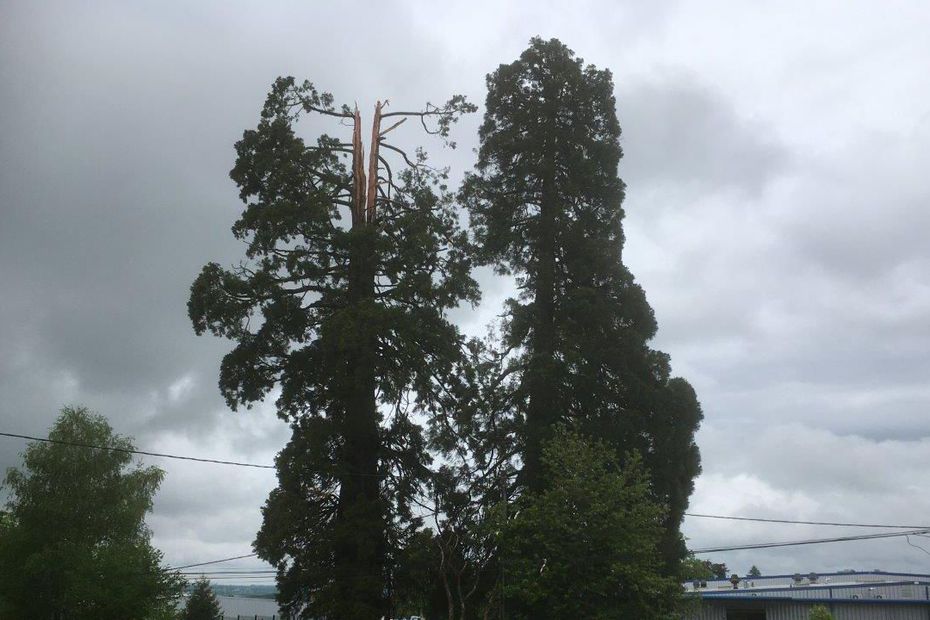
[
  {"x1": 500, "y1": 429, "x2": 681, "y2": 619},
  {"x1": 681, "y1": 557, "x2": 729, "y2": 580},
  {"x1": 189, "y1": 77, "x2": 476, "y2": 618},
  {"x1": 748, "y1": 564, "x2": 762, "y2": 577},
  {"x1": 391, "y1": 428, "x2": 682, "y2": 619},
  {"x1": 0, "y1": 406, "x2": 183, "y2": 619},
  {"x1": 462, "y1": 36, "x2": 703, "y2": 570},
  {"x1": 810, "y1": 604, "x2": 835, "y2": 620},
  {"x1": 414, "y1": 334, "x2": 519, "y2": 618},
  {"x1": 191, "y1": 37, "x2": 705, "y2": 618},
  {"x1": 182, "y1": 578, "x2": 223, "y2": 620}
]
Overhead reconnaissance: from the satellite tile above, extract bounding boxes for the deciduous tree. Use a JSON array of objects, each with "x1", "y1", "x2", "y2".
[
  {"x1": 0, "y1": 406, "x2": 183, "y2": 619},
  {"x1": 680, "y1": 556, "x2": 728, "y2": 580},
  {"x1": 499, "y1": 428, "x2": 681, "y2": 618}
]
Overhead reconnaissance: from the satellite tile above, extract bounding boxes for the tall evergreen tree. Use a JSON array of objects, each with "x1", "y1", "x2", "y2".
[
  {"x1": 182, "y1": 578, "x2": 223, "y2": 620},
  {"x1": 189, "y1": 77, "x2": 476, "y2": 618},
  {"x1": 462, "y1": 38, "x2": 702, "y2": 569}
]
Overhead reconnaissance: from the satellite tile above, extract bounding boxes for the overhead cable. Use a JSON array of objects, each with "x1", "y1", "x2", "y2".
[
  {"x1": 685, "y1": 512, "x2": 930, "y2": 530},
  {"x1": 691, "y1": 528, "x2": 930, "y2": 554},
  {"x1": 0, "y1": 431, "x2": 273, "y2": 469},
  {"x1": 170, "y1": 553, "x2": 260, "y2": 570}
]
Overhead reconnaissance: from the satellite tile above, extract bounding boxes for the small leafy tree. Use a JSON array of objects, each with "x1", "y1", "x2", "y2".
[
  {"x1": 499, "y1": 428, "x2": 681, "y2": 619},
  {"x1": 0, "y1": 406, "x2": 184, "y2": 619},
  {"x1": 680, "y1": 555, "x2": 715, "y2": 580},
  {"x1": 810, "y1": 604, "x2": 834, "y2": 620},
  {"x1": 681, "y1": 558, "x2": 728, "y2": 580},
  {"x1": 709, "y1": 562, "x2": 729, "y2": 579},
  {"x1": 748, "y1": 565, "x2": 762, "y2": 577},
  {"x1": 183, "y1": 578, "x2": 223, "y2": 620}
]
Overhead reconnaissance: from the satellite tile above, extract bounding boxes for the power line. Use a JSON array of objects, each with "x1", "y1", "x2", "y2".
[
  {"x1": 0, "y1": 431, "x2": 273, "y2": 469},
  {"x1": 170, "y1": 553, "x2": 259, "y2": 570},
  {"x1": 905, "y1": 535, "x2": 930, "y2": 557},
  {"x1": 181, "y1": 567, "x2": 278, "y2": 575},
  {"x1": 685, "y1": 512, "x2": 930, "y2": 529},
  {"x1": 9, "y1": 428, "x2": 930, "y2": 559},
  {"x1": 167, "y1": 521, "x2": 930, "y2": 574},
  {"x1": 187, "y1": 575, "x2": 276, "y2": 580},
  {"x1": 0, "y1": 429, "x2": 384, "y2": 476},
  {"x1": 180, "y1": 573, "x2": 276, "y2": 581},
  {"x1": 691, "y1": 528, "x2": 930, "y2": 554},
  {"x1": 180, "y1": 572, "x2": 276, "y2": 577}
]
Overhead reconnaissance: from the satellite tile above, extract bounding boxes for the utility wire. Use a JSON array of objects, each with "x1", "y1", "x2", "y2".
[
  {"x1": 186, "y1": 575, "x2": 276, "y2": 580},
  {"x1": 692, "y1": 528, "x2": 930, "y2": 554},
  {"x1": 685, "y1": 512, "x2": 930, "y2": 529},
  {"x1": 0, "y1": 429, "x2": 385, "y2": 476},
  {"x1": 181, "y1": 567, "x2": 278, "y2": 575},
  {"x1": 166, "y1": 523, "x2": 930, "y2": 573},
  {"x1": 905, "y1": 535, "x2": 930, "y2": 557},
  {"x1": 177, "y1": 530, "x2": 930, "y2": 579},
  {"x1": 170, "y1": 553, "x2": 259, "y2": 570},
  {"x1": 0, "y1": 431, "x2": 273, "y2": 469},
  {"x1": 180, "y1": 572, "x2": 276, "y2": 577},
  {"x1": 8, "y1": 427, "x2": 930, "y2": 562}
]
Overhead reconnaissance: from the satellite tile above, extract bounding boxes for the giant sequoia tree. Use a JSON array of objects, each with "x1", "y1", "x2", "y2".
[
  {"x1": 463, "y1": 38, "x2": 703, "y2": 569},
  {"x1": 189, "y1": 77, "x2": 476, "y2": 618}
]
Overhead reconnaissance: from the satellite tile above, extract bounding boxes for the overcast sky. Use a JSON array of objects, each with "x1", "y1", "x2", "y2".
[{"x1": 3, "y1": 0, "x2": 930, "y2": 582}]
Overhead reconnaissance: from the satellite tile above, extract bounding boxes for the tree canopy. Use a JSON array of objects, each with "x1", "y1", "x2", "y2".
[
  {"x1": 182, "y1": 578, "x2": 224, "y2": 620},
  {"x1": 189, "y1": 36, "x2": 705, "y2": 618},
  {"x1": 0, "y1": 406, "x2": 183, "y2": 619},
  {"x1": 681, "y1": 557, "x2": 729, "y2": 581},
  {"x1": 500, "y1": 428, "x2": 681, "y2": 619}
]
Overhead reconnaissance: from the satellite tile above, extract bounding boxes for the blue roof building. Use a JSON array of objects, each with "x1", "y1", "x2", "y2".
[{"x1": 685, "y1": 570, "x2": 930, "y2": 619}]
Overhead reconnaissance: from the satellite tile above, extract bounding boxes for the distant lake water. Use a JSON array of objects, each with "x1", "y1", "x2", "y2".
[{"x1": 217, "y1": 595, "x2": 281, "y2": 618}]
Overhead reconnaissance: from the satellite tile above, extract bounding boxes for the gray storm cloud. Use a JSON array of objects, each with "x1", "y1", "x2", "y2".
[{"x1": 2, "y1": 0, "x2": 930, "y2": 576}]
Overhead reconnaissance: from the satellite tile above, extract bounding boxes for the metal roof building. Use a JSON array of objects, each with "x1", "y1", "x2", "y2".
[{"x1": 684, "y1": 571, "x2": 930, "y2": 620}]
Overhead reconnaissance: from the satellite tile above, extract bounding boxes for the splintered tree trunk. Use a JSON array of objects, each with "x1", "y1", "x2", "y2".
[{"x1": 332, "y1": 104, "x2": 387, "y2": 619}]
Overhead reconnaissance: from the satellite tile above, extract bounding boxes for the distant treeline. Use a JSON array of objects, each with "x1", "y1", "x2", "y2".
[{"x1": 194, "y1": 584, "x2": 277, "y2": 600}]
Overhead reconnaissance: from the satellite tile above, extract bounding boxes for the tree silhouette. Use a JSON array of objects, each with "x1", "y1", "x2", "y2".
[{"x1": 190, "y1": 77, "x2": 476, "y2": 618}]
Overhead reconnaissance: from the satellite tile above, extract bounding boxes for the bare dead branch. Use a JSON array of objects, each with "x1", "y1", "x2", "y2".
[
  {"x1": 379, "y1": 117, "x2": 407, "y2": 137},
  {"x1": 380, "y1": 142, "x2": 419, "y2": 168}
]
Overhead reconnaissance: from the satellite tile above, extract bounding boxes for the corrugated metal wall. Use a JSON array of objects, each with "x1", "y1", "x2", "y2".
[
  {"x1": 832, "y1": 604, "x2": 930, "y2": 620},
  {"x1": 766, "y1": 603, "x2": 820, "y2": 620},
  {"x1": 687, "y1": 601, "x2": 930, "y2": 620},
  {"x1": 686, "y1": 602, "x2": 726, "y2": 620},
  {"x1": 708, "y1": 583, "x2": 929, "y2": 600}
]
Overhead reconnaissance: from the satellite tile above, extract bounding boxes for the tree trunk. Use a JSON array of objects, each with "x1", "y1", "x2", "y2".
[
  {"x1": 456, "y1": 569, "x2": 467, "y2": 620},
  {"x1": 439, "y1": 542, "x2": 456, "y2": 620},
  {"x1": 331, "y1": 106, "x2": 386, "y2": 619},
  {"x1": 523, "y1": 101, "x2": 559, "y2": 492}
]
